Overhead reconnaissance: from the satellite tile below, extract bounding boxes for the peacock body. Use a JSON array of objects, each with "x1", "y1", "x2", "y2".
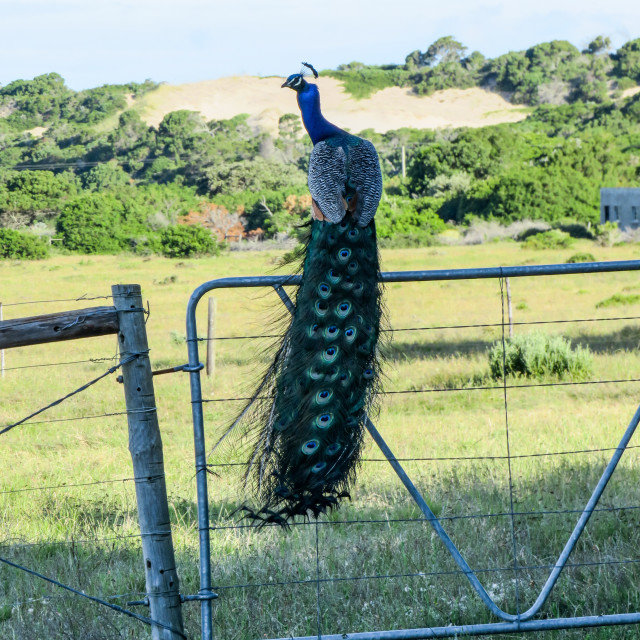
[{"x1": 220, "y1": 64, "x2": 383, "y2": 525}]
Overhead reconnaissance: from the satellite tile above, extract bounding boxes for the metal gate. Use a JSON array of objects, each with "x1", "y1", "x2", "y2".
[{"x1": 185, "y1": 260, "x2": 640, "y2": 639}]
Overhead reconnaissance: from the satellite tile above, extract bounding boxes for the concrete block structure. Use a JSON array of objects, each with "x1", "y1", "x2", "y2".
[{"x1": 600, "y1": 188, "x2": 640, "y2": 229}]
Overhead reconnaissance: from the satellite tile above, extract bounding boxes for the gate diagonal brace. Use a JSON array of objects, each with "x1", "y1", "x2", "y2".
[{"x1": 271, "y1": 277, "x2": 640, "y2": 623}]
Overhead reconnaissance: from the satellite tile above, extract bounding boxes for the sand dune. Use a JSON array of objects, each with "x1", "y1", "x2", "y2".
[{"x1": 136, "y1": 76, "x2": 530, "y2": 134}]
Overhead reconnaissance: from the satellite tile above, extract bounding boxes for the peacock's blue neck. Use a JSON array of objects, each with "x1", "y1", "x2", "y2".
[{"x1": 297, "y1": 84, "x2": 344, "y2": 145}]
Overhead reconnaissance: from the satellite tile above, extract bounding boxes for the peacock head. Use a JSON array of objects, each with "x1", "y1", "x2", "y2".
[{"x1": 281, "y1": 61, "x2": 319, "y2": 92}]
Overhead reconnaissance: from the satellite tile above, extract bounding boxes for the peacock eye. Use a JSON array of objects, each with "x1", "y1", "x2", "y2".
[
  {"x1": 344, "y1": 326, "x2": 357, "y2": 343},
  {"x1": 336, "y1": 301, "x2": 352, "y2": 318},
  {"x1": 322, "y1": 346, "x2": 339, "y2": 363},
  {"x1": 315, "y1": 300, "x2": 329, "y2": 316},
  {"x1": 347, "y1": 228, "x2": 360, "y2": 241},
  {"x1": 363, "y1": 368, "x2": 374, "y2": 379},
  {"x1": 337, "y1": 248, "x2": 351, "y2": 263},
  {"x1": 308, "y1": 367, "x2": 324, "y2": 380},
  {"x1": 317, "y1": 283, "x2": 331, "y2": 299},
  {"x1": 326, "y1": 443, "x2": 341, "y2": 456},
  {"x1": 324, "y1": 325, "x2": 340, "y2": 340},
  {"x1": 353, "y1": 282, "x2": 363, "y2": 295},
  {"x1": 315, "y1": 413, "x2": 334, "y2": 429},
  {"x1": 311, "y1": 461, "x2": 327, "y2": 473},
  {"x1": 308, "y1": 323, "x2": 320, "y2": 337},
  {"x1": 327, "y1": 269, "x2": 342, "y2": 284},
  {"x1": 315, "y1": 389, "x2": 333, "y2": 405},
  {"x1": 301, "y1": 440, "x2": 320, "y2": 455}
]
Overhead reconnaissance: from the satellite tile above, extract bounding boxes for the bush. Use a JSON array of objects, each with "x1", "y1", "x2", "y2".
[
  {"x1": 160, "y1": 225, "x2": 219, "y2": 258},
  {"x1": 56, "y1": 193, "x2": 147, "y2": 253},
  {"x1": 566, "y1": 252, "x2": 596, "y2": 263},
  {"x1": 0, "y1": 228, "x2": 49, "y2": 259},
  {"x1": 489, "y1": 332, "x2": 593, "y2": 380},
  {"x1": 553, "y1": 222, "x2": 595, "y2": 239},
  {"x1": 596, "y1": 293, "x2": 640, "y2": 308},
  {"x1": 522, "y1": 229, "x2": 574, "y2": 249}
]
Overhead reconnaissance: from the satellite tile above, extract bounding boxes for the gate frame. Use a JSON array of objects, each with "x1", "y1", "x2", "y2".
[{"x1": 185, "y1": 260, "x2": 640, "y2": 640}]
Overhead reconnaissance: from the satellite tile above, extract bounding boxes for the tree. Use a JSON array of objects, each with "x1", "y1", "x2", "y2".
[
  {"x1": 613, "y1": 38, "x2": 640, "y2": 82},
  {"x1": 584, "y1": 36, "x2": 612, "y2": 55},
  {"x1": 424, "y1": 36, "x2": 467, "y2": 66}
]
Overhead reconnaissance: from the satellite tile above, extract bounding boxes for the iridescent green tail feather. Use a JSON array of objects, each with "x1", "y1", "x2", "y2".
[{"x1": 218, "y1": 216, "x2": 383, "y2": 525}]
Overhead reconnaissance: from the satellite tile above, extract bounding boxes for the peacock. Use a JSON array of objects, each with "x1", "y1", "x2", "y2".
[{"x1": 217, "y1": 62, "x2": 384, "y2": 526}]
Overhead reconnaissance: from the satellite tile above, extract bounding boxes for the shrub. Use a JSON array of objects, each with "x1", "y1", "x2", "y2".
[
  {"x1": 566, "y1": 252, "x2": 596, "y2": 263},
  {"x1": 160, "y1": 225, "x2": 219, "y2": 258},
  {"x1": 596, "y1": 293, "x2": 640, "y2": 308},
  {"x1": 0, "y1": 228, "x2": 49, "y2": 259},
  {"x1": 489, "y1": 332, "x2": 593, "y2": 380},
  {"x1": 522, "y1": 229, "x2": 574, "y2": 249},
  {"x1": 553, "y1": 221, "x2": 595, "y2": 239}
]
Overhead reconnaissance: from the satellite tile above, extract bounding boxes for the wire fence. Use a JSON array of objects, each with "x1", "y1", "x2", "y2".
[
  {"x1": 4, "y1": 269, "x2": 640, "y2": 639},
  {"x1": 0, "y1": 292, "x2": 189, "y2": 639},
  {"x1": 189, "y1": 266, "x2": 640, "y2": 639}
]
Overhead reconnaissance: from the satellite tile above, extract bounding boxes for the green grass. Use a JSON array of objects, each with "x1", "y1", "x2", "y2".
[
  {"x1": 3, "y1": 239, "x2": 640, "y2": 638},
  {"x1": 596, "y1": 293, "x2": 640, "y2": 308}
]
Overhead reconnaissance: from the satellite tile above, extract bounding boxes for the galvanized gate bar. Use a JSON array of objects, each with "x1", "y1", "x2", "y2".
[
  {"x1": 265, "y1": 611, "x2": 640, "y2": 639},
  {"x1": 185, "y1": 260, "x2": 640, "y2": 639}
]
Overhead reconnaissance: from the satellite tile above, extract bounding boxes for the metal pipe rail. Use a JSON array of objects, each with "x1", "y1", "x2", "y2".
[{"x1": 185, "y1": 259, "x2": 640, "y2": 640}]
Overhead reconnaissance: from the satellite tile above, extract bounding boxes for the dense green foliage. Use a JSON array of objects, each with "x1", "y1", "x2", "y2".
[
  {"x1": 0, "y1": 228, "x2": 48, "y2": 258},
  {"x1": 489, "y1": 332, "x2": 593, "y2": 380},
  {"x1": 326, "y1": 36, "x2": 640, "y2": 104},
  {"x1": 0, "y1": 37, "x2": 639, "y2": 257},
  {"x1": 160, "y1": 224, "x2": 219, "y2": 258}
]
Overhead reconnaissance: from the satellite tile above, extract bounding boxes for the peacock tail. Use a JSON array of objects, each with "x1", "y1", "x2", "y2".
[{"x1": 215, "y1": 63, "x2": 384, "y2": 526}]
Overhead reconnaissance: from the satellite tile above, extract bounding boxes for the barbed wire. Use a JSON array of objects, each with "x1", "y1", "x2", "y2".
[
  {"x1": 0, "y1": 355, "x2": 118, "y2": 372},
  {"x1": 1, "y1": 293, "x2": 130, "y2": 308},
  {"x1": 0, "y1": 473, "x2": 164, "y2": 496},
  {"x1": 2, "y1": 529, "x2": 164, "y2": 550},
  {"x1": 7, "y1": 590, "x2": 146, "y2": 610}
]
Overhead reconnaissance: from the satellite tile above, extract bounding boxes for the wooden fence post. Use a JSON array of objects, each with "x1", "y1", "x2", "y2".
[
  {"x1": 505, "y1": 277, "x2": 513, "y2": 338},
  {"x1": 112, "y1": 284, "x2": 184, "y2": 640},
  {"x1": 1, "y1": 302, "x2": 4, "y2": 378},
  {"x1": 206, "y1": 297, "x2": 216, "y2": 379}
]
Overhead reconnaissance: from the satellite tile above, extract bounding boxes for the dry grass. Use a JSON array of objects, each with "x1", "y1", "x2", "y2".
[{"x1": 2, "y1": 239, "x2": 640, "y2": 639}]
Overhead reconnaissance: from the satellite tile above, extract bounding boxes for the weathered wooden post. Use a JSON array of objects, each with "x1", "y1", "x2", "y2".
[
  {"x1": 1, "y1": 301, "x2": 4, "y2": 377},
  {"x1": 112, "y1": 284, "x2": 184, "y2": 640},
  {"x1": 206, "y1": 297, "x2": 216, "y2": 379}
]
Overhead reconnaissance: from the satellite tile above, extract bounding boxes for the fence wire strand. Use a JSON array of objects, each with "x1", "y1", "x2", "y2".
[
  {"x1": 207, "y1": 557, "x2": 640, "y2": 594},
  {"x1": 0, "y1": 351, "x2": 147, "y2": 436},
  {"x1": 0, "y1": 555, "x2": 186, "y2": 638},
  {"x1": 198, "y1": 314, "x2": 640, "y2": 342}
]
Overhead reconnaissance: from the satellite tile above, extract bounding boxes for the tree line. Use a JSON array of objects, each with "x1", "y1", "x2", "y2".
[{"x1": 0, "y1": 37, "x2": 639, "y2": 258}]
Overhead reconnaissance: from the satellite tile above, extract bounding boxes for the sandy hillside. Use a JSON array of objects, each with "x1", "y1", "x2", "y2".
[{"x1": 136, "y1": 76, "x2": 530, "y2": 134}]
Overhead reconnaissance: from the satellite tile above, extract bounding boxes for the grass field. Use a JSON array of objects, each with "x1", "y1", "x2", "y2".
[{"x1": 2, "y1": 239, "x2": 640, "y2": 639}]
